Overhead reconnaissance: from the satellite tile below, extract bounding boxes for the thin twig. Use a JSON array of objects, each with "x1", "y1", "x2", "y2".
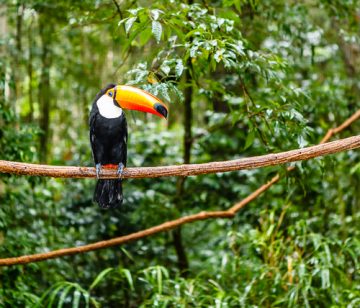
[
  {"x1": 0, "y1": 110, "x2": 359, "y2": 266},
  {"x1": 320, "y1": 110, "x2": 360, "y2": 144},
  {"x1": 111, "y1": 0, "x2": 123, "y2": 20}
]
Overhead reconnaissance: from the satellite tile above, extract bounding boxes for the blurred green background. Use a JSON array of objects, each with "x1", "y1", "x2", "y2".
[{"x1": 0, "y1": 0, "x2": 359, "y2": 306}]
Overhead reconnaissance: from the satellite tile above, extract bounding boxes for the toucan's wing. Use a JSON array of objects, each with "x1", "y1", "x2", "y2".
[
  {"x1": 89, "y1": 105, "x2": 101, "y2": 165},
  {"x1": 122, "y1": 116, "x2": 128, "y2": 167}
]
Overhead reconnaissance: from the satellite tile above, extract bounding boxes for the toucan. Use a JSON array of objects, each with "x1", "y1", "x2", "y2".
[{"x1": 89, "y1": 84, "x2": 168, "y2": 209}]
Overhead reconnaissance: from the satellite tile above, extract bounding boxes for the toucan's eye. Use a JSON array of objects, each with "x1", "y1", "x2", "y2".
[{"x1": 108, "y1": 91, "x2": 113, "y2": 97}]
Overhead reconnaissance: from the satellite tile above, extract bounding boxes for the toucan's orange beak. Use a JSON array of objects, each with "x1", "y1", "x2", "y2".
[{"x1": 112, "y1": 85, "x2": 168, "y2": 119}]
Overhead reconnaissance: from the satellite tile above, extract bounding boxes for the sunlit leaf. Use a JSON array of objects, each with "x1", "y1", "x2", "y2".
[
  {"x1": 125, "y1": 17, "x2": 137, "y2": 34},
  {"x1": 72, "y1": 290, "x2": 82, "y2": 308},
  {"x1": 175, "y1": 59, "x2": 184, "y2": 77},
  {"x1": 57, "y1": 284, "x2": 73, "y2": 308},
  {"x1": 152, "y1": 20, "x2": 162, "y2": 43}
]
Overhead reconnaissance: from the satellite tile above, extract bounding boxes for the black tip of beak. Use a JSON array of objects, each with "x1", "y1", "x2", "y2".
[{"x1": 154, "y1": 103, "x2": 168, "y2": 119}]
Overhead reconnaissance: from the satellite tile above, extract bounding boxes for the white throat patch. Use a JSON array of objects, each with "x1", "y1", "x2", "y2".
[{"x1": 96, "y1": 95, "x2": 123, "y2": 119}]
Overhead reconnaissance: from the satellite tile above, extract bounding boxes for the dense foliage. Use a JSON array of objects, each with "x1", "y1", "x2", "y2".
[{"x1": 0, "y1": 0, "x2": 359, "y2": 306}]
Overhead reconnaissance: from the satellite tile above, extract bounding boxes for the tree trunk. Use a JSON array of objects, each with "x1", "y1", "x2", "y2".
[
  {"x1": 171, "y1": 0, "x2": 194, "y2": 275},
  {"x1": 171, "y1": 59, "x2": 193, "y2": 276},
  {"x1": 26, "y1": 18, "x2": 34, "y2": 122},
  {"x1": 0, "y1": 5, "x2": 7, "y2": 104},
  {"x1": 38, "y1": 15, "x2": 53, "y2": 163},
  {"x1": 12, "y1": 2, "x2": 24, "y2": 112},
  {"x1": 183, "y1": 62, "x2": 193, "y2": 165}
]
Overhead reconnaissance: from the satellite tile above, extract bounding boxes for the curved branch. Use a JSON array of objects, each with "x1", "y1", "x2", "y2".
[
  {"x1": 0, "y1": 211, "x2": 235, "y2": 266},
  {"x1": 320, "y1": 110, "x2": 360, "y2": 143},
  {"x1": 0, "y1": 110, "x2": 359, "y2": 266},
  {"x1": 0, "y1": 135, "x2": 359, "y2": 179}
]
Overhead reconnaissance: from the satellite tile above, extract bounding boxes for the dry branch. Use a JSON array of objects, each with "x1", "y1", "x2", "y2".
[
  {"x1": 0, "y1": 135, "x2": 359, "y2": 179},
  {"x1": 0, "y1": 110, "x2": 359, "y2": 266},
  {"x1": 0, "y1": 211, "x2": 235, "y2": 266}
]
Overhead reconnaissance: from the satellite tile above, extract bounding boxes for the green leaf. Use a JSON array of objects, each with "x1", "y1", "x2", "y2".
[
  {"x1": 151, "y1": 9, "x2": 162, "y2": 21},
  {"x1": 121, "y1": 247, "x2": 135, "y2": 262},
  {"x1": 321, "y1": 268, "x2": 330, "y2": 289},
  {"x1": 214, "y1": 48, "x2": 225, "y2": 62},
  {"x1": 171, "y1": 84, "x2": 184, "y2": 102},
  {"x1": 158, "y1": 83, "x2": 171, "y2": 101},
  {"x1": 37, "y1": 283, "x2": 58, "y2": 307},
  {"x1": 175, "y1": 60, "x2": 184, "y2": 77},
  {"x1": 350, "y1": 162, "x2": 360, "y2": 174},
  {"x1": 160, "y1": 64, "x2": 171, "y2": 75},
  {"x1": 57, "y1": 284, "x2": 73, "y2": 308},
  {"x1": 89, "y1": 268, "x2": 114, "y2": 290},
  {"x1": 72, "y1": 290, "x2": 82, "y2": 308},
  {"x1": 152, "y1": 20, "x2": 162, "y2": 43},
  {"x1": 157, "y1": 266, "x2": 163, "y2": 294},
  {"x1": 125, "y1": 17, "x2": 137, "y2": 34},
  {"x1": 244, "y1": 129, "x2": 255, "y2": 150},
  {"x1": 138, "y1": 28, "x2": 153, "y2": 46},
  {"x1": 127, "y1": 7, "x2": 143, "y2": 15},
  {"x1": 120, "y1": 269, "x2": 134, "y2": 291},
  {"x1": 83, "y1": 292, "x2": 90, "y2": 308},
  {"x1": 48, "y1": 284, "x2": 67, "y2": 307}
]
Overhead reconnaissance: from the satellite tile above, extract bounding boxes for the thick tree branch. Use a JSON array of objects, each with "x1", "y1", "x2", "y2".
[
  {"x1": 0, "y1": 135, "x2": 359, "y2": 179},
  {"x1": 0, "y1": 110, "x2": 358, "y2": 266}
]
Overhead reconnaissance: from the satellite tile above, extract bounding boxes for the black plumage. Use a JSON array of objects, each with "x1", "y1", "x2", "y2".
[{"x1": 89, "y1": 84, "x2": 128, "y2": 209}]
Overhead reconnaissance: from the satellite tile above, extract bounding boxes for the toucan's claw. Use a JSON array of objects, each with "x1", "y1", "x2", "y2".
[
  {"x1": 96, "y1": 163, "x2": 102, "y2": 179},
  {"x1": 117, "y1": 163, "x2": 125, "y2": 179}
]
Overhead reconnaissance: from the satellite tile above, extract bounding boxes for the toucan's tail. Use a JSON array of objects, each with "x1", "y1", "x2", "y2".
[{"x1": 94, "y1": 179, "x2": 123, "y2": 209}]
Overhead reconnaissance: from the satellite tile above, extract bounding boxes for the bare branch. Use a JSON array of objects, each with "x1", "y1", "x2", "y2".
[
  {"x1": 0, "y1": 211, "x2": 235, "y2": 266},
  {"x1": 320, "y1": 110, "x2": 360, "y2": 143},
  {"x1": 0, "y1": 135, "x2": 359, "y2": 179},
  {"x1": 111, "y1": 0, "x2": 123, "y2": 20},
  {"x1": 0, "y1": 110, "x2": 359, "y2": 266}
]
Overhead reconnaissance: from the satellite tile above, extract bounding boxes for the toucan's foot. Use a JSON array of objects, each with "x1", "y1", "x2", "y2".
[
  {"x1": 117, "y1": 163, "x2": 125, "y2": 179},
  {"x1": 96, "y1": 163, "x2": 102, "y2": 179}
]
